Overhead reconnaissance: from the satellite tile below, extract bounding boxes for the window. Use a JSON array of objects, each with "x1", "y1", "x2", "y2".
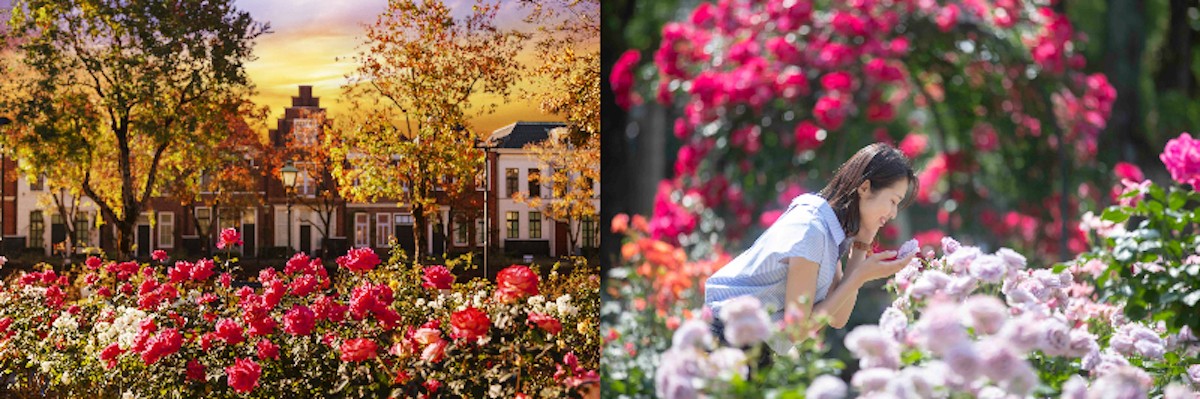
[
  {"x1": 30, "y1": 174, "x2": 45, "y2": 191},
  {"x1": 157, "y1": 212, "x2": 174, "y2": 248},
  {"x1": 583, "y1": 176, "x2": 596, "y2": 195},
  {"x1": 506, "y1": 212, "x2": 519, "y2": 239},
  {"x1": 275, "y1": 208, "x2": 288, "y2": 246},
  {"x1": 376, "y1": 213, "x2": 393, "y2": 247},
  {"x1": 528, "y1": 169, "x2": 541, "y2": 198},
  {"x1": 29, "y1": 211, "x2": 43, "y2": 248},
  {"x1": 292, "y1": 118, "x2": 319, "y2": 145},
  {"x1": 582, "y1": 215, "x2": 598, "y2": 249},
  {"x1": 395, "y1": 213, "x2": 413, "y2": 226},
  {"x1": 454, "y1": 216, "x2": 468, "y2": 245},
  {"x1": 74, "y1": 213, "x2": 90, "y2": 247},
  {"x1": 195, "y1": 207, "x2": 212, "y2": 235},
  {"x1": 529, "y1": 212, "x2": 542, "y2": 239},
  {"x1": 476, "y1": 218, "x2": 485, "y2": 245},
  {"x1": 506, "y1": 168, "x2": 518, "y2": 198},
  {"x1": 355, "y1": 213, "x2": 370, "y2": 247},
  {"x1": 218, "y1": 208, "x2": 240, "y2": 232},
  {"x1": 551, "y1": 168, "x2": 565, "y2": 198}
]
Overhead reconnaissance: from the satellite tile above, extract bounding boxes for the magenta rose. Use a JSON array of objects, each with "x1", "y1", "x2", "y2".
[
  {"x1": 283, "y1": 305, "x2": 316, "y2": 336},
  {"x1": 225, "y1": 358, "x2": 262, "y2": 394}
]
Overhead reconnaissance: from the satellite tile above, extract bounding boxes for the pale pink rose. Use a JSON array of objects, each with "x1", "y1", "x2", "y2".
[
  {"x1": 851, "y1": 368, "x2": 896, "y2": 393},
  {"x1": 962, "y1": 295, "x2": 1007, "y2": 335},
  {"x1": 942, "y1": 341, "x2": 981, "y2": 383}
]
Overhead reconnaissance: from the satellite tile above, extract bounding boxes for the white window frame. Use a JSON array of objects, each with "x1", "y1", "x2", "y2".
[
  {"x1": 158, "y1": 212, "x2": 175, "y2": 249},
  {"x1": 376, "y1": 213, "x2": 393, "y2": 247},
  {"x1": 475, "y1": 218, "x2": 485, "y2": 245},
  {"x1": 453, "y1": 216, "x2": 468, "y2": 246},
  {"x1": 355, "y1": 213, "x2": 370, "y2": 247}
]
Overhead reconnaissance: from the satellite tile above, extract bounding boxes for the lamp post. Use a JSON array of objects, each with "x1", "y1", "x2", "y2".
[
  {"x1": 280, "y1": 161, "x2": 299, "y2": 253},
  {"x1": 473, "y1": 139, "x2": 490, "y2": 279},
  {"x1": 0, "y1": 117, "x2": 9, "y2": 247}
]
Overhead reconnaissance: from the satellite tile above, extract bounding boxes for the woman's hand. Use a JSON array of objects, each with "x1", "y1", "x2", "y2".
[{"x1": 845, "y1": 248, "x2": 915, "y2": 285}]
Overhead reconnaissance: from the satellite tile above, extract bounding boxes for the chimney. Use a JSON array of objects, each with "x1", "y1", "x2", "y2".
[{"x1": 293, "y1": 86, "x2": 318, "y2": 107}]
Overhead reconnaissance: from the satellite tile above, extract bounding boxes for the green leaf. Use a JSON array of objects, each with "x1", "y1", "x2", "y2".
[
  {"x1": 1148, "y1": 201, "x2": 1164, "y2": 215},
  {"x1": 1053, "y1": 264, "x2": 1068, "y2": 274},
  {"x1": 1169, "y1": 190, "x2": 1186, "y2": 210},
  {"x1": 1150, "y1": 184, "x2": 1167, "y2": 203},
  {"x1": 1101, "y1": 208, "x2": 1130, "y2": 223}
]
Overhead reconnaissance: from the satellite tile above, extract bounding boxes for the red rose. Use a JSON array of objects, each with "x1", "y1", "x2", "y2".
[
  {"x1": 263, "y1": 279, "x2": 285, "y2": 308},
  {"x1": 421, "y1": 265, "x2": 455, "y2": 290},
  {"x1": 151, "y1": 250, "x2": 168, "y2": 262},
  {"x1": 45, "y1": 285, "x2": 64, "y2": 309},
  {"x1": 0, "y1": 318, "x2": 11, "y2": 334},
  {"x1": 191, "y1": 259, "x2": 215, "y2": 281},
  {"x1": 200, "y1": 332, "x2": 218, "y2": 352},
  {"x1": 219, "y1": 272, "x2": 232, "y2": 288},
  {"x1": 339, "y1": 338, "x2": 378, "y2": 362},
  {"x1": 217, "y1": 228, "x2": 242, "y2": 249},
  {"x1": 424, "y1": 379, "x2": 441, "y2": 393},
  {"x1": 225, "y1": 358, "x2": 262, "y2": 394},
  {"x1": 527, "y1": 313, "x2": 563, "y2": 335},
  {"x1": 96, "y1": 286, "x2": 112, "y2": 297},
  {"x1": 283, "y1": 305, "x2": 315, "y2": 336},
  {"x1": 284, "y1": 252, "x2": 311, "y2": 275},
  {"x1": 140, "y1": 328, "x2": 182, "y2": 365},
  {"x1": 450, "y1": 307, "x2": 491, "y2": 341},
  {"x1": 393, "y1": 370, "x2": 411, "y2": 384},
  {"x1": 168, "y1": 262, "x2": 191, "y2": 284},
  {"x1": 495, "y1": 265, "x2": 539, "y2": 303},
  {"x1": 85, "y1": 256, "x2": 102, "y2": 270},
  {"x1": 256, "y1": 339, "x2": 279, "y2": 360},
  {"x1": 336, "y1": 247, "x2": 381, "y2": 273},
  {"x1": 100, "y1": 342, "x2": 124, "y2": 369},
  {"x1": 288, "y1": 275, "x2": 318, "y2": 297},
  {"x1": 186, "y1": 359, "x2": 206, "y2": 382},
  {"x1": 84, "y1": 273, "x2": 99, "y2": 286},
  {"x1": 214, "y1": 318, "x2": 244, "y2": 345}
]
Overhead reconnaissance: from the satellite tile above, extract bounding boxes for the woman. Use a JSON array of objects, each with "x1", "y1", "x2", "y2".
[{"x1": 704, "y1": 143, "x2": 918, "y2": 354}]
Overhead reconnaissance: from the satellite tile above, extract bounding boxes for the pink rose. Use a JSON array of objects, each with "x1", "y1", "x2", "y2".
[
  {"x1": 420, "y1": 339, "x2": 448, "y2": 363},
  {"x1": 339, "y1": 338, "x2": 378, "y2": 362},
  {"x1": 1161, "y1": 132, "x2": 1200, "y2": 189},
  {"x1": 217, "y1": 228, "x2": 242, "y2": 249},
  {"x1": 151, "y1": 250, "x2": 168, "y2": 262},
  {"x1": 528, "y1": 313, "x2": 564, "y2": 335},
  {"x1": 191, "y1": 259, "x2": 215, "y2": 281}
]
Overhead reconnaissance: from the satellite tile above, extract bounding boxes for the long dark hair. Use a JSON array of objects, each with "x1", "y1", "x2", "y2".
[{"x1": 818, "y1": 143, "x2": 918, "y2": 237}]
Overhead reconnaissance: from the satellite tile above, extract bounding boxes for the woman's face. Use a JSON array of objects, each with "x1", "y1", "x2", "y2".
[{"x1": 855, "y1": 178, "x2": 909, "y2": 242}]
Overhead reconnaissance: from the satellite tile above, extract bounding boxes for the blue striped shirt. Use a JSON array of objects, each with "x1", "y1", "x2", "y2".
[{"x1": 704, "y1": 193, "x2": 849, "y2": 322}]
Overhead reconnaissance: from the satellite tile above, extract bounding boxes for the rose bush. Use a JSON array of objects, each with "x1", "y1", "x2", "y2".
[
  {"x1": 615, "y1": 232, "x2": 1200, "y2": 398},
  {"x1": 614, "y1": 0, "x2": 1117, "y2": 263},
  {"x1": 0, "y1": 245, "x2": 599, "y2": 398}
]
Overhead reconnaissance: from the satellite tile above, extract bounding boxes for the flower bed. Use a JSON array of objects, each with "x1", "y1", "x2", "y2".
[{"x1": 0, "y1": 236, "x2": 599, "y2": 398}]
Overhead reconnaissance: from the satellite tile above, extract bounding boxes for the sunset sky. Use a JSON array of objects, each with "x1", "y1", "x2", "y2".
[
  {"x1": 0, "y1": 0, "x2": 563, "y2": 135},
  {"x1": 238, "y1": 0, "x2": 558, "y2": 136}
]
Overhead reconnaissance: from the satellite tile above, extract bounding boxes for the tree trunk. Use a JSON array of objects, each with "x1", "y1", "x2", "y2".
[
  {"x1": 1156, "y1": 0, "x2": 1195, "y2": 95},
  {"x1": 115, "y1": 217, "x2": 136, "y2": 259},
  {"x1": 412, "y1": 203, "x2": 426, "y2": 261},
  {"x1": 1104, "y1": 0, "x2": 1147, "y2": 164}
]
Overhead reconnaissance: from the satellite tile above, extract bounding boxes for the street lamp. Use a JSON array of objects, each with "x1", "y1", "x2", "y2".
[
  {"x1": 0, "y1": 117, "x2": 11, "y2": 247},
  {"x1": 472, "y1": 138, "x2": 491, "y2": 279},
  {"x1": 280, "y1": 161, "x2": 299, "y2": 252}
]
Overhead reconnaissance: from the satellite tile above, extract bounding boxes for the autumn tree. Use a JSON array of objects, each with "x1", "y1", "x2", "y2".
[
  {"x1": 512, "y1": 0, "x2": 601, "y2": 256},
  {"x1": 0, "y1": 0, "x2": 268, "y2": 258},
  {"x1": 157, "y1": 97, "x2": 275, "y2": 252},
  {"x1": 282, "y1": 109, "x2": 341, "y2": 258},
  {"x1": 331, "y1": 0, "x2": 526, "y2": 260}
]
